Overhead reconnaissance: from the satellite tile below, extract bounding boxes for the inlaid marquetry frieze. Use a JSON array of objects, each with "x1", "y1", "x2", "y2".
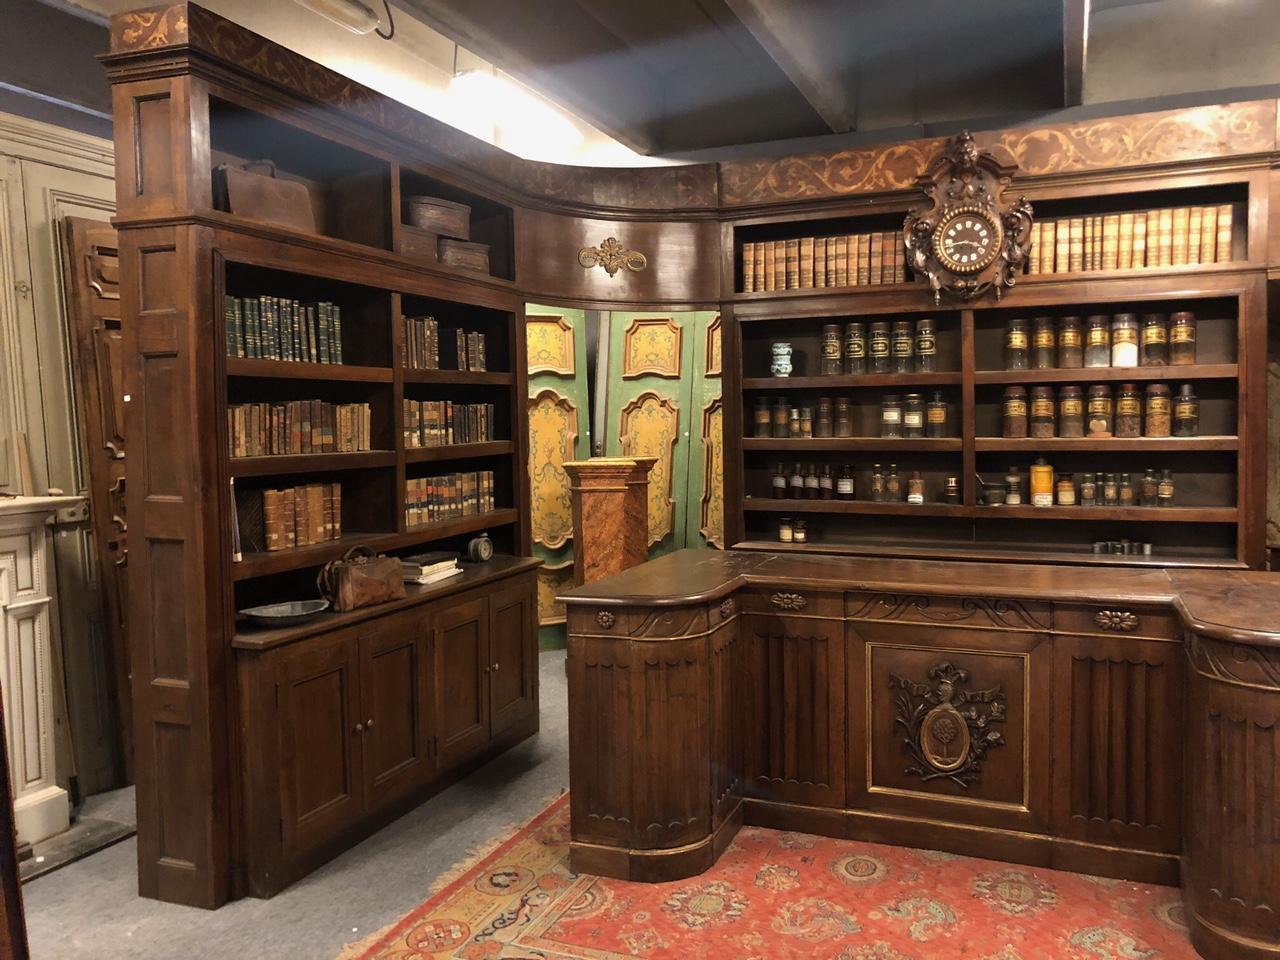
[
  {"x1": 622, "y1": 317, "x2": 682, "y2": 379},
  {"x1": 527, "y1": 389, "x2": 578, "y2": 550},
  {"x1": 526, "y1": 314, "x2": 575, "y2": 376},
  {"x1": 110, "y1": 5, "x2": 189, "y2": 50},
  {"x1": 619, "y1": 392, "x2": 678, "y2": 546}
]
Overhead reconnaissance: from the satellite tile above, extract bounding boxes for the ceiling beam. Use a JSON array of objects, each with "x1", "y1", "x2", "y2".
[
  {"x1": 1063, "y1": 0, "x2": 1089, "y2": 106},
  {"x1": 720, "y1": 0, "x2": 856, "y2": 134}
]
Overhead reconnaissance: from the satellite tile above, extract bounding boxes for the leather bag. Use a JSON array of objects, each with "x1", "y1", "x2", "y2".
[
  {"x1": 214, "y1": 159, "x2": 317, "y2": 234},
  {"x1": 317, "y1": 546, "x2": 405, "y2": 613}
]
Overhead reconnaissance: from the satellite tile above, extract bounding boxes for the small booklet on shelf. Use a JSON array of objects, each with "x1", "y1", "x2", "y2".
[{"x1": 400, "y1": 549, "x2": 461, "y2": 584}]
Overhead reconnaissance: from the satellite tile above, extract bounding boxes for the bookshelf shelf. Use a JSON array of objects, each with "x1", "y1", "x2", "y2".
[
  {"x1": 972, "y1": 364, "x2": 1238, "y2": 384},
  {"x1": 743, "y1": 437, "x2": 963, "y2": 452},
  {"x1": 973, "y1": 436, "x2": 1238, "y2": 453},
  {"x1": 229, "y1": 451, "x2": 397, "y2": 477},
  {"x1": 226, "y1": 357, "x2": 393, "y2": 382},
  {"x1": 744, "y1": 498, "x2": 971, "y2": 518},
  {"x1": 743, "y1": 372, "x2": 961, "y2": 390},
  {"x1": 404, "y1": 441, "x2": 514, "y2": 463},
  {"x1": 743, "y1": 498, "x2": 1235, "y2": 523},
  {"x1": 387, "y1": 508, "x2": 519, "y2": 549},
  {"x1": 402, "y1": 369, "x2": 513, "y2": 386}
]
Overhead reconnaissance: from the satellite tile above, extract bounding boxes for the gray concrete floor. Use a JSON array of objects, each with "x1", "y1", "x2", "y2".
[{"x1": 23, "y1": 649, "x2": 569, "y2": 960}]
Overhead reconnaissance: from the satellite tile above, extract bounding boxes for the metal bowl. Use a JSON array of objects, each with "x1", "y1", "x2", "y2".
[{"x1": 238, "y1": 599, "x2": 330, "y2": 627}]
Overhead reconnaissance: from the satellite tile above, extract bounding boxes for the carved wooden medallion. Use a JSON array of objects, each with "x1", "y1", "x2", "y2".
[
  {"x1": 1094, "y1": 609, "x2": 1139, "y2": 632},
  {"x1": 770, "y1": 592, "x2": 807, "y2": 611},
  {"x1": 903, "y1": 131, "x2": 1033, "y2": 305},
  {"x1": 889, "y1": 661, "x2": 1006, "y2": 787},
  {"x1": 578, "y1": 237, "x2": 647, "y2": 278}
]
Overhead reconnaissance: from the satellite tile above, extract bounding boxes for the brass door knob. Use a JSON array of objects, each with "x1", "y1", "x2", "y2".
[
  {"x1": 366, "y1": 718, "x2": 374, "y2": 728},
  {"x1": 354, "y1": 722, "x2": 364, "y2": 733},
  {"x1": 492, "y1": 662, "x2": 500, "y2": 672}
]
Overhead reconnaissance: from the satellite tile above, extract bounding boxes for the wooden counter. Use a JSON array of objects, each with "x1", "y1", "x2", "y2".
[{"x1": 561, "y1": 550, "x2": 1280, "y2": 960}]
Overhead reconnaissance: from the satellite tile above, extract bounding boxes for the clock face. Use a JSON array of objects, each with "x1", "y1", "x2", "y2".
[{"x1": 933, "y1": 207, "x2": 1003, "y2": 274}]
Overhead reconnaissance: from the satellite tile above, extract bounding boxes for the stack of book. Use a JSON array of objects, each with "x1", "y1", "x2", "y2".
[
  {"x1": 399, "y1": 550, "x2": 463, "y2": 586},
  {"x1": 224, "y1": 294, "x2": 343, "y2": 363},
  {"x1": 228, "y1": 400, "x2": 372, "y2": 458},
  {"x1": 1027, "y1": 204, "x2": 1235, "y2": 275},
  {"x1": 740, "y1": 232, "x2": 906, "y2": 293},
  {"x1": 403, "y1": 400, "x2": 495, "y2": 447},
  {"x1": 405, "y1": 471, "x2": 496, "y2": 528},
  {"x1": 260, "y1": 482, "x2": 342, "y2": 551},
  {"x1": 404, "y1": 316, "x2": 489, "y2": 372}
]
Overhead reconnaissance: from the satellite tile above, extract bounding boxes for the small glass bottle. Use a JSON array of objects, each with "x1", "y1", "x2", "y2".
[
  {"x1": 1158, "y1": 469, "x2": 1175, "y2": 507},
  {"x1": 915, "y1": 318, "x2": 937, "y2": 372},
  {"x1": 880, "y1": 393, "x2": 903, "y2": 438},
  {"x1": 1030, "y1": 386, "x2": 1056, "y2": 439},
  {"x1": 1057, "y1": 315, "x2": 1084, "y2": 368},
  {"x1": 1005, "y1": 466, "x2": 1023, "y2": 505},
  {"x1": 771, "y1": 462, "x2": 788, "y2": 499},
  {"x1": 1057, "y1": 473, "x2": 1077, "y2": 506},
  {"x1": 834, "y1": 397, "x2": 853, "y2": 438},
  {"x1": 926, "y1": 390, "x2": 948, "y2": 438},
  {"x1": 1111, "y1": 313, "x2": 1139, "y2": 367},
  {"x1": 885, "y1": 463, "x2": 902, "y2": 501},
  {"x1": 1118, "y1": 473, "x2": 1136, "y2": 506},
  {"x1": 804, "y1": 464, "x2": 820, "y2": 499},
  {"x1": 1087, "y1": 385, "x2": 1113, "y2": 438},
  {"x1": 891, "y1": 320, "x2": 914, "y2": 373},
  {"x1": 1141, "y1": 313, "x2": 1168, "y2": 366},
  {"x1": 789, "y1": 461, "x2": 805, "y2": 499},
  {"x1": 1005, "y1": 318, "x2": 1029, "y2": 370},
  {"x1": 1058, "y1": 385, "x2": 1085, "y2": 438},
  {"x1": 1145, "y1": 383, "x2": 1172, "y2": 438},
  {"x1": 821, "y1": 323, "x2": 843, "y2": 376},
  {"x1": 778, "y1": 516, "x2": 793, "y2": 543},
  {"x1": 836, "y1": 465, "x2": 855, "y2": 501},
  {"x1": 844, "y1": 322, "x2": 867, "y2": 375},
  {"x1": 1169, "y1": 311, "x2": 1197, "y2": 365},
  {"x1": 753, "y1": 396, "x2": 772, "y2": 438},
  {"x1": 869, "y1": 321, "x2": 891, "y2": 374},
  {"x1": 870, "y1": 463, "x2": 885, "y2": 502},
  {"x1": 788, "y1": 407, "x2": 803, "y2": 438},
  {"x1": 1030, "y1": 458, "x2": 1054, "y2": 507},
  {"x1": 1102, "y1": 472, "x2": 1120, "y2": 506},
  {"x1": 1174, "y1": 384, "x2": 1200, "y2": 437},
  {"x1": 1085, "y1": 314, "x2": 1111, "y2": 367},
  {"x1": 800, "y1": 406, "x2": 814, "y2": 438},
  {"x1": 793, "y1": 518, "x2": 807, "y2": 543},
  {"x1": 944, "y1": 476, "x2": 960, "y2": 504},
  {"x1": 814, "y1": 397, "x2": 833, "y2": 438},
  {"x1": 1079, "y1": 472, "x2": 1098, "y2": 506},
  {"x1": 772, "y1": 397, "x2": 790, "y2": 438},
  {"x1": 1114, "y1": 383, "x2": 1143, "y2": 439},
  {"x1": 1140, "y1": 468, "x2": 1159, "y2": 507},
  {"x1": 907, "y1": 471, "x2": 925, "y2": 505},
  {"x1": 1031, "y1": 316, "x2": 1056, "y2": 369},
  {"x1": 902, "y1": 393, "x2": 925, "y2": 438},
  {"x1": 1003, "y1": 386, "x2": 1029, "y2": 439}
]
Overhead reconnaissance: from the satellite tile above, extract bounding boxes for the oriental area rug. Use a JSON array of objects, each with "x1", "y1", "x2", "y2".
[{"x1": 344, "y1": 794, "x2": 1196, "y2": 960}]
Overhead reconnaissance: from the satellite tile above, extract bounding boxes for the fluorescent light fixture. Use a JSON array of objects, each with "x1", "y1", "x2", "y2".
[
  {"x1": 448, "y1": 69, "x2": 584, "y2": 161},
  {"x1": 290, "y1": 0, "x2": 380, "y2": 36}
]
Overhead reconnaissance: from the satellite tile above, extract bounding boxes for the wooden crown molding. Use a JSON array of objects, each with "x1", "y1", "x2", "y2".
[{"x1": 0, "y1": 113, "x2": 114, "y2": 176}]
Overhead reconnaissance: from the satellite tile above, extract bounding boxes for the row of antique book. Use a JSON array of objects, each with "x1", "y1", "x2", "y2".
[
  {"x1": 405, "y1": 471, "x2": 496, "y2": 528},
  {"x1": 1027, "y1": 204, "x2": 1235, "y2": 275},
  {"x1": 227, "y1": 400, "x2": 373, "y2": 458},
  {"x1": 403, "y1": 400, "x2": 496, "y2": 447},
  {"x1": 405, "y1": 315, "x2": 489, "y2": 371},
  {"x1": 740, "y1": 232, "x2": 905, "y2": 293},
  {"x1": 259, "y1": 482, "x2": 342, "y2": 552},
  {"x1": 224, "y1": 295, "x2": 344, "y2": 363}
]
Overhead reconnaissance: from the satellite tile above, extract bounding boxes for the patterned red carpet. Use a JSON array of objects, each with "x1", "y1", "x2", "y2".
[{"x1": 347, "y1": 795, "x2": 1197, "y2": 960}]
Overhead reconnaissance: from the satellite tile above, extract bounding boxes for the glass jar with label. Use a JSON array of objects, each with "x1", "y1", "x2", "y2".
[
  {"x1": 915, "y1": 318, "x2": 937, "y2": 372},
  {"x1": 1002, "y1": 386, "x2": 1028, "y2": 438},
  {"x1": 1079, "y1": 472, "x2": 1098, "y2": 506},
  {"x1": 789, "y1": 462, "x2": 805, "y2": 499},
  {"x1": 772, "y1": 397, "x2": 790, "y2": 438},
  {"x1": 754, "y1": 397, "x2": 771, "y2": 437},
  {"x1": 1118, "y1": 473, "x2": 1136, "y2": 506},
  {"x1": 844, "y1": 322, "x2": 866, "y2": 375},
  {"x1": 793, "y1": 518, "x2": 807, "y2": 543},
  {"x1": 891, "y1": 320, "x2": 914, "y2": 373},
  {"x1": 870, "y1": 464, "x2": 885, "y2": 501},
  {"x1": 800, "y1": 406, "x2": 813, "y2": 438},
  {"x1": 1174, "y1": 384, "x2": 1200, "y2": 436},
  {"x1": 1085, "y1": 314, "x2": 1111, "y2": 367},
  {"x1": 788, "y1": 407, "x2": 802, "y2": 438},
  {"x1": 1005, "y1": 318, "x2": 1029, "y2": 370},
  {"x1": 1140, "y1": 468, "x2": 1159, "y2": 507},
  {"x1": 869, "y1": 321, "x2": 891, "y2": 373},
  {"x1": 1030, "y1": 385, "x2": 1056, "y2": 438},
  {"x1": 1141, "y1": 313, "x2": 1168, "y2": 366},
  {"x1": 834, "y1": 397, "x2": 853, "y2": 438},
  {"x1": 1111, "y1": 313, "x2": 1139, "y2": 367},
  {"x1": 1057, "y1": 473, "x2": 1077, "y2": 506},
  {"x1": 902, "y1": 393, "x2": 925, "y2": 438},
  {"x1": 907, "y1": 471, "x2": 925, "y2": 505},
  {"x1": 771, "y1": 462, "x2": 788, "y2": 499},
  {"x1": 1087, "y1": 384, "x2": 1113, "y2": 437},
  {"x1": 1114, "y1": 383, "x2": 1142, "y2": 438},
  {"x1": 1058, "y1": 385, "x2": 1085, "y2": 438},
  {"x1": 880, "y1": 393, "x2": 903, "y2": 438},
  {"x1": 814, "y1": 397, "x2": 833, "y2": 438},
  {"x1": 885, "y1": 464, "x2": 902, "y2": 501},
  {"x1": 1102, "y1": 472, "x2": 1120, "y2": 506},
  {"x1": 804, "y1": 464, "x2": 821, "y2": 499},
  {"x1": 926, "y1": 390, "x2": 948, "y2": 438},
  {"x1": 944, "y1": 476, "x2": 960, "y2": 503},
  {"x1": 1005, "y1": 466, "x2": 1023, "y2": 505},
  {"x1": 1158, "y1": 469, "x2": 1175, "y2": 506},
  {"x1": 1145, "y1": 383, "x2": 1172, "y2": 437},
  {"x1": 1057, "y1": 315, "x2": 1084, "y2": 368},
  {"x1": 778, "y1": 517, "x2": 793, "y2": 543},
  {"x1": 836, "y1": 465, "x2": 855, "y2": 500},
  {"x1": 1030, "y1": 458, "x2": 1055, "y2": 507},
  {"x1": 821, "y1": 323, "x2": 842, "y2": 376},
  {"x1": 1031, "y1": 316, "x2": 1056, "y2": 369},
  {"x1": 1169, "y1": 311, "x2": 1196, "y2": 365}
]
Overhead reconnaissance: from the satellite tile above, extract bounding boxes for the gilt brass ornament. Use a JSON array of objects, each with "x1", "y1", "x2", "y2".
[
  {"x1": 578, "y1": 237, "x2": 648, "y2": 278},
  {"x1": 889, "y1": 661, "x2": 1006, "y2": 788}
]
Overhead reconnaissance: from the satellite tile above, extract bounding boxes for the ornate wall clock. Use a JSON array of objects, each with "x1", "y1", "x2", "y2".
[{"x1": 904, "y1": 131, "x2": 1033, "y2": 304}]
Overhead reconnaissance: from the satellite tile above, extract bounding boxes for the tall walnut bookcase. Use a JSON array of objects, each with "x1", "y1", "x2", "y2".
[{"x1": 105, "y1": 16, "x2": 536, "y2": 906}]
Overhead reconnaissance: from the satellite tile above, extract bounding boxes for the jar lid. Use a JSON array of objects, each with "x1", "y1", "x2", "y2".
[
  {"x1": 1087, "y1": 314, "x2": 1110, "y2": 322},
  {"x1": 1170, "y1": 311, "x2": 1195, "y2": 321},
  {"x1": 1088, "y1": 384, "x2": 1111, "y2": 395},
  {"x1": 1113, "y1": 312, "x2": 1139, "y2": 322},
  {"x1": 1004, "y1": 385, "x2": 1027, "y2": 396},
  {"x1": 1146, "y1": 382, "x2": 1171, "y2": 394}
]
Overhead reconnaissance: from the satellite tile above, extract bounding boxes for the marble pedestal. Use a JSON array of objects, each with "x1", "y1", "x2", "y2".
[{"x1": 563, "y1": 457, "x2": 655, "y2": 586}]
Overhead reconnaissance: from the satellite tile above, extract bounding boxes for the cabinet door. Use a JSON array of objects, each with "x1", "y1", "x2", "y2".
[
  {"x1": 489, "y1": 582, "x2": 537, "y2": 737},
  {"x1": 434, "y1": 598, "x2": 490, "y2": 768},
  {"x1": 277, "y1": 633, "x2": 363, "y2": 858},
  {"x1": 359, "y1": 613, "x2": 431, "y2": 811}
]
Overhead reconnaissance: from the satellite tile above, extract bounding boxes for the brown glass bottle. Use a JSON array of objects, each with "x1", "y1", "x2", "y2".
[
  {"x1": 902, "y1": 393, "x2": 925, "y2": 438},
  {"x1": 870, "y1": 463, "x2": 885, "y2": 502},
  {"x1": 1087, "y1": 385, "x2": 1113, "y2": 437},
  {"x1": 926, "y1": 391, "x2": 948, "y2": 438},
  {"x1": 1114, "y1": 383, "x2": 1142, "y2": 438},
  {"x1": 834, "y1": 397, "x2": 853, "y2": 438},
  {"x1": 771, "y1": 462, "x2": 788, "y2": 500},
  {"x1": 1174, "y1": 384, "x2": 1200, "y2": 437},
  {"x1": 1169, "y1": 311, "x2": 1196, "y2": 365},
  {"x1": 836, "y1": 465, "x2": 855, "y2": 500},
  {"x1": 885, "y1": 463, "x2": 902, "y2": 501},
  {"x1": 1003, "y1": 386, "x2": 1028, "y2": 438},
  {"x1": 1058, "y1": 385, "x2": 1085, "y2": 438},
  {"x1": 753, "y1": 396, "x2": 771, "y2": 437},
  {"x1": 1030, "y1": 386, "x2": 1056, "y2": 438},
  {"x1": 1057, "y1": 315, "x2": 1084, "y2": 368},
  {"x1": 1031, "y1": 316, "x2": 1056, "y2": 369},
  {"x1": 772, "y1": 397, "x2": 789, "y2": 438},
  {"x1": 804, "y1": 464, "x2": 821, "y2": 499},
  {"x1": 788, "y1": 462, "x2": 805, "y2": 499},
  {"x1": 819, "y1": 464, "x2": 835, "y2": 500},
  {"x1": 1005, "y1": 318, "x2": 1029, "y2": 370},
  {"x1": 814, "y1": 397, "x2": 833, "y2": 438},
  {"x1": 1140, "y1": 313, "x2": 1168, "y2": 366},
  {"x1": 1145, "y1": 384, "x2": 1172, "y2": 437}
]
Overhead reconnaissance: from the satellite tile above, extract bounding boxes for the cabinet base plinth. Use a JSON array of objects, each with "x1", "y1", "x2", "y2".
[
  {"x1": 570, "y1": 800, "x2": 742, "y2": 883},
  {"x1": 1189, "y1": 909, "x2": 1280, "y2": 960}
]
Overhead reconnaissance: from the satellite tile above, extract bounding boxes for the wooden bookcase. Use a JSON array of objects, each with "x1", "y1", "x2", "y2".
[{"x1": 722, "y1": 171, "x2": 1267, "y2": 569}]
